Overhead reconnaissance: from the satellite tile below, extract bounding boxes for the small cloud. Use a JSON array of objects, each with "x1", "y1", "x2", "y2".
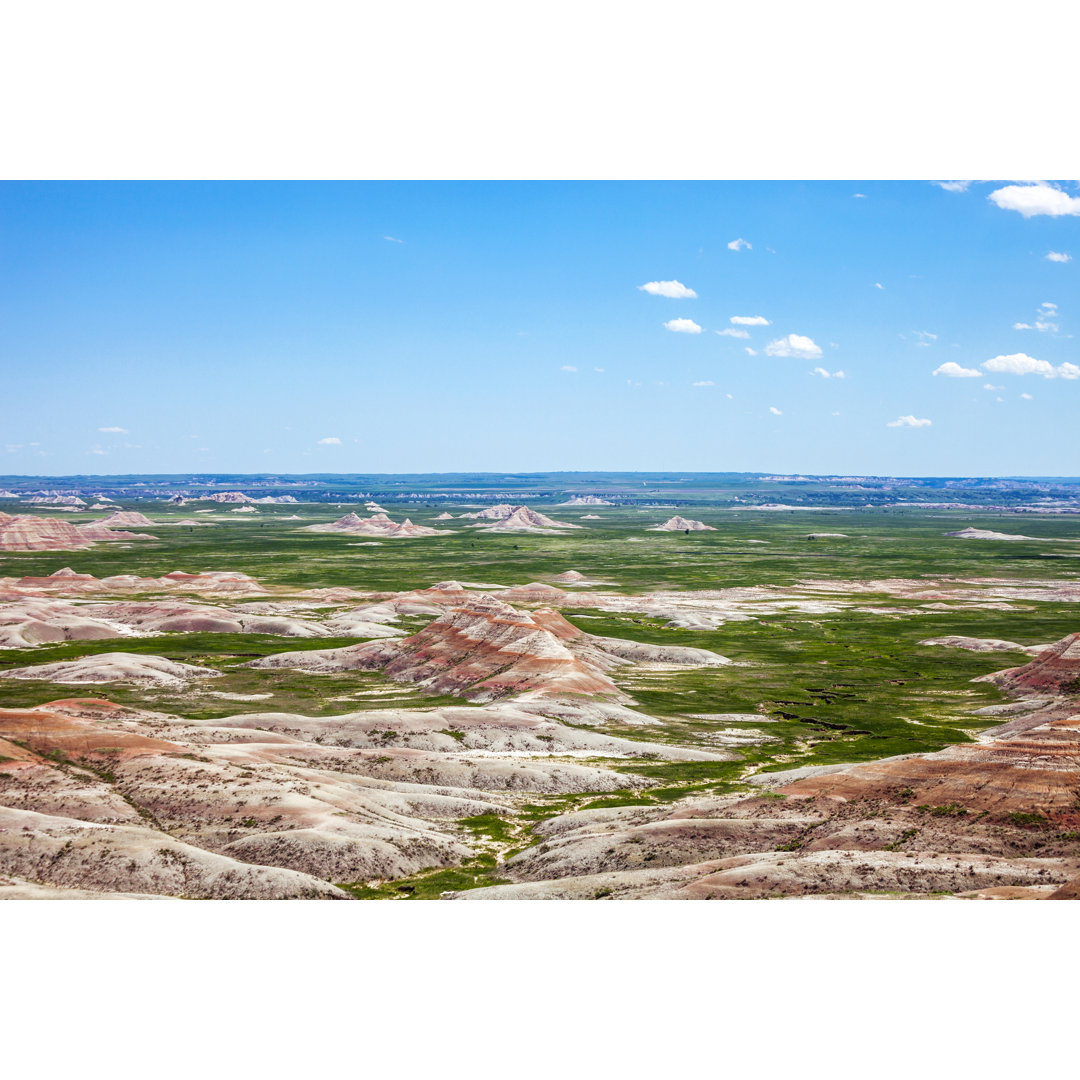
[
  {"x1": 98, "y1": 426, "x2": 128, "y2": 434},
  {"x1": 726, "y1": 393, "x2": 734, "y2": 399},
  {"x1": 727, "y1": 238, "x2": 751, "y2": 252},
  {"x1": 852, "y1": 193, "x2": 867, "y2": 198},
  {"x1": 831, "y1": 411, "x2": 841, "y2": 416},
  {"x1": 1015, "y1": 302, "x2": 1060, "y2": 333},
  {"x1": 638, "y1": 279, "x2": 697, "y2": 299},
  {"x1": 768, "y1": 406, "x2": 782, "y2": 415},
  {"x1": 933, "y1": 362, "x2": 981, "y2": 378},
  {"x1": 1021, "y1": 393, "x2": 1033, "y2": 399},
  {"x1": 663, "y1": 318, "x2": 703, "y2": 334},
  {"x1": 874, "y1": 282, "x2": 884, "y2": 289},
  {"x1": 593, "y1": 366, "x2": 605, "y2": 372},
  {"x1": 383, "y1": 235, "x2": 403, "y2": 243},
  {"x1": 914, "y1": 330, "x2": 938, "y2": 346},
  {"x1": 765, "y1": 333, "x2": 823, "y2": 360},
  {"x1": 745, "y1": 347, "x2": 758, "y2": 356},
  {"x1": 983, "y1": 383, "x2": 1004, "y2": 391},
  {"x1": 1045, "y1": 251, "x2": 1072, "y2": 263},
  {"x1": 87, "y1": 446, "x2": 109, "y2": 455},
  {"x1": 715, "y1": 327, "x2": 749, "y2": 338},
  {"x1": 988, "y1": 182, "x2": 1080, "y2": 218},
  {"x1": 811, "y1": 367, "x2": 845, "y2": 378},
  {"x1": 560, "y1": 365, "x2": 578, "y2": 372},
  {"x1": 730, "y1": 315, "x2": 770, "y2": 326},
  {"x1": 887, "y1": 415, "x2": 932, "y2": 428},
  {"x1": 692, "y1": 380, "x2": 715, "y2": 387},
  {"x1": 932, "y1": 181, "x2": 973, "y2": 193},
  {"x1": 317, "y1": 436, "x2": 343, "y2": 445}
]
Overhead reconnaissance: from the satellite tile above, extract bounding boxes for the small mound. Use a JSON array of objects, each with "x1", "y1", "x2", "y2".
[
  {"x1": 2, "y1": 652, "x2": 223, "y2": 687},
  {"x1": 648, "y1": 516, "x2": 716, "y2": 532}
]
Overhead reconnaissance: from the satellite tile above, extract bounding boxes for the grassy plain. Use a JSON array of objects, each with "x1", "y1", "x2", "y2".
[{"x1": 3, "y1": 494, "x2": 1079, "y2": 894}]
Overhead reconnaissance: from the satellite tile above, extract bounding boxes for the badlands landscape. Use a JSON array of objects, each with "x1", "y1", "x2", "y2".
[{"x1": 2, "y1": 474, "x2": 1080, "y2": 900}]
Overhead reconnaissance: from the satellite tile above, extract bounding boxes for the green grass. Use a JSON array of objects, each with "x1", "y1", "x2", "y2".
[{"x1": 338, "y1": 854, "x2": 510, "y2": 899}]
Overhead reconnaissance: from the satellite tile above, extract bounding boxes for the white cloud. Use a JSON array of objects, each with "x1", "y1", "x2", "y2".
[
  {"x1": 1021, "y1": 393, "x2": 1033, "y2": 399},
  {"x1": 914, "y1": 330, "x2": 938, "y2": 346},
  {"x1": 383, "y1": 235, "x2": 403, "y2": 243},
  {"x1": 715, "y1": 327, "x2": 749, "y2": 338},
  {"x1": 692, "y1": 380, "x2": 715, "y2": 387},
  {"x1": 638, "y1": 279, "x2": 697, "y2": 299},
  {"x1": 980, "y1": 353, "x2": 1080, "y2": 379},
  {"x1": 768, "y1": 406, "x2": 782, "y2": 415},
  {"x1": 87, "y1": 446, "x2": 109, "y2": 455},
  {"x1": 593, "y1": 366, "x2": 605, "y2": 372},
  {"x1": 1015, "y1": 303, "x2": 1060, "y2": 333},
  {"x1": 1046, "y1": 251, "x2": 1072, "y2": 263},
  {"x1": 726, "y1": 393, "x2": 733, "y2": 399},
  {"x1": 853, "y1": 193, "x2": 867, "y2": 198},
  {"x1": 988, "y1": 182, "x2": 1080, "y2": 218},
  {"x1": 874, "y1": 282, "x2": 884, "y2": 289},
  {"x1": 933, "y1": 362, "x2": 981, "y2": 378},
  {"x1": 983, "y1": 383, "x2": 1003, "y2": 391},
  {"x1": 317, "y1": 436, "x2": 342, "y2": 445},
  {"x1": 98, "y1": 426, "x2": 128, "y2": 434},
  {"x1": 811, "y1": 367, "x2": 845, "y2": 378},
  {"x1": 727, "y1": 238, "x2": 751, "y2": 251},
  {"x1": 560, "y1": 365, "x2": 578, "y2": 372},
  {"x1": 764, "y1": 333, "x2": 823, "y2": 360},
  {"x1": 664, "y1": 318, "x2": 703, "y2": 334},
  {"x1": 932, "y1": 181, "x2": 973, "y2": 193},
  {"x1": 745, "y1": 347, "x2": 758, "y2": 356},
  {"x1": 887, "y1": 415, "x2": 932, "y2": 428},
  {"x1": 730, "y1": 315, "x2": 770, "y2": 326}
]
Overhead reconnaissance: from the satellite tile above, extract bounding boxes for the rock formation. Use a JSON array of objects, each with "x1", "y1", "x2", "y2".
[
  {"x1": 468, "y1": 506, "x2": 581, "y2": 533},
  {"x1": 648, "y1": 516, "x2": 716, "y2": 532},
  {"x1": 246, "y1": 594, "x2": 728, "y2": 701},
  {"x1": 0, "y1": 514, "x2": 157, "y2": 551},
  {"x1": 3, "y1": 653, "x2": 224, "y2": 687},
  {"x1": 302, "y1": 512, "x2": 452, "y2": 538},
  {"x1": 96, "y1": 511, "x2": 158, "y2": 528}
]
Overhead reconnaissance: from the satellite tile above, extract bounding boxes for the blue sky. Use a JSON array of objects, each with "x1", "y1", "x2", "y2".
[{"x1": 1, "y1": 180, "x2": 1076, "y2": 477}]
